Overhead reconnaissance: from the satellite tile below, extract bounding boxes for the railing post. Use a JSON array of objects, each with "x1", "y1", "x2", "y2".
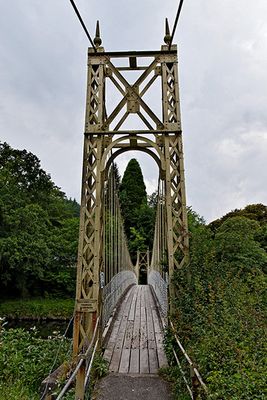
[
  {"x1": 136, "y1": 250, "x2": 140, "y2": 283},
  {"x1": 75, "y1": 361, "x2": 86, "y2": 400},
  {"x1": 190, "y1": 365, "x2": 200, "y2": 400}
]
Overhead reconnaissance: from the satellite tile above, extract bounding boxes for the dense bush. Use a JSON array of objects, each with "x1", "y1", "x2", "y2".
[
  {"x1": 0, "y1": 323, "x2": 71, "y2": 399},
  {"x1": 168, "y1": 206, "x2": 267, "y2": 399}
]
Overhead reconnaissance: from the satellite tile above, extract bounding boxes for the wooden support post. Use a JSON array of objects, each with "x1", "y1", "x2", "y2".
[{"x1": 75, "y1": 362, "x2": 85, "y2": 400}]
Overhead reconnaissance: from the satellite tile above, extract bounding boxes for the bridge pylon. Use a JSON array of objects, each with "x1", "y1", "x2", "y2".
[{"x1": 73, "y1": 25, "x2": 189, "y2": 398}]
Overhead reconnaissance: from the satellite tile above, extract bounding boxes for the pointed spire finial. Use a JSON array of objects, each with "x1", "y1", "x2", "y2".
[
  {"x1": 164, "y1": 18, "x2": 171, "y2": 45},
  {"x1": 94, "y1": 20, "x2": 102, "y2": 48}
]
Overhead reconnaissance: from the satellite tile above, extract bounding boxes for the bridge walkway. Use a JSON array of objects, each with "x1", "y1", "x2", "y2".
[{"x1": 103, "y1": 284, "x2": 168, "y2": 374}]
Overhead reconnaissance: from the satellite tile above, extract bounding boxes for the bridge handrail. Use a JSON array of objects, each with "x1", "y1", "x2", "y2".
[
  {"x1": 170, "y1": 320, "x2": 208, "y2": 399},
  {"x1": 55, "y1": 317, "x2": 100, "y2": 400}
]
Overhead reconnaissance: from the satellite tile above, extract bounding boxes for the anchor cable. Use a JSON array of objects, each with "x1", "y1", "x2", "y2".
[
  {"x1": 169, "y1": 0, "x2": 185, "y2": 49},
  {"x1": 69, "y1": 0, "x2": 97, "y2": 51}
]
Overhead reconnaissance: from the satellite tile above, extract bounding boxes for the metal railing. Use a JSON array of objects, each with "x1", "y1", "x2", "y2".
[
  {"x1": 170, "y1": 320, "x2": 208, "y2": 399},
  {"x1": 102, "y1": 271, "x2": 137, "y2": 327},
  {"x1": 42, "y1": 317, "x2": 100, "y2": 400},
  {"x1": 148, "y1": 270, "x2": 168, "y2": 318}
]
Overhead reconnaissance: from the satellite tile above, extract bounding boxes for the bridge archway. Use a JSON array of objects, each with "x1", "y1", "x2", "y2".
[
  {"x1": 104, "y1": 148, "x2": 160, "y2": 282},
  {"x1": 100, "y1": 134, "x2": 166, "y2": 180}
]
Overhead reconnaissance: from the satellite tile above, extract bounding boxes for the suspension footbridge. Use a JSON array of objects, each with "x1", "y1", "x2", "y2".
[{"x1": 42, "y1": 4, "x2": 208, "y2": 398}]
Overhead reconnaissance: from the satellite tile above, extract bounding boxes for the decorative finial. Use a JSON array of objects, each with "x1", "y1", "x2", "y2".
[
  {"x1": 94, "y1": 20, "x2": 102, "y2": 48},
  {"x1": 164, "y1": 18, "x2": 171, "y2": 45}
]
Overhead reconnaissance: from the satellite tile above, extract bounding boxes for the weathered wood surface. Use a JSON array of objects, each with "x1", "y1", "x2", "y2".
[{"x1": 104, "y1": 285, "x2": 167, "y2": 374}]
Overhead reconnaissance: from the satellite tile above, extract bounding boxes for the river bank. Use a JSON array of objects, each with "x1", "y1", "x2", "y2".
[{"x1": 0, "y1": 298, "x2": 74, "y2": 320}]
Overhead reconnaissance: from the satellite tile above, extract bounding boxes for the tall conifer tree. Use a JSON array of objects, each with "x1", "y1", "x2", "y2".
[
  {"x1": 119, "y1": 159, "x2": 147, "y2": 238},
  {"x1": 119, "y1": 159, "x2": 155, "y2": 261}
]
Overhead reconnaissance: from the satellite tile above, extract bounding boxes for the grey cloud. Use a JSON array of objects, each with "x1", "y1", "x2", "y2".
[{"x1": 0, "y1": 0, "x2": 266, "y2": 222}]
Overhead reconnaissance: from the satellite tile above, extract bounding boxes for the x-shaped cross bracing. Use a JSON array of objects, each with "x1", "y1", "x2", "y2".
[{"x1": 103, "y1": 57, "x2": 163, "y2": 131}]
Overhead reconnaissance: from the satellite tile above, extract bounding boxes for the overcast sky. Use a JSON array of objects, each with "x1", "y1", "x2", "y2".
[{"x1": 1, "y1": 0, "x2": 266, "y2": 222}]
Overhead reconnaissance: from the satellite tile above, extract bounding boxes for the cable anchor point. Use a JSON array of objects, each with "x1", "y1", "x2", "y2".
[{"x1": 94, "y1": 20, "x2": 102, "y2": 48}]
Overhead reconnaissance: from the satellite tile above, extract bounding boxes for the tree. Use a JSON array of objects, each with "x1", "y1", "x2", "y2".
[
  {"x1": 119, "y1": 159, "x2": 155, "y2": 260},
  {"x1": 209, "y1": 203, "x2": 267, "y2": 232},
  {"x1": 214, "y1": 216, "x2": 267, "y2": 273},
  {"x1": 119, "y1": 159, "x2": 147, "y2": 237},
  {"x1": 0, "y1": 204, "x2": 51, "y2": 297},
  {"x1": 0, "y1": 142, "x2": 79, "y2": 298}
]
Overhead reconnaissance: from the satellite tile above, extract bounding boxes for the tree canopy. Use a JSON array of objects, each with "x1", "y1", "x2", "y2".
[{"x1": 0, "y1": 142, "x2": 79, "y2": 298}]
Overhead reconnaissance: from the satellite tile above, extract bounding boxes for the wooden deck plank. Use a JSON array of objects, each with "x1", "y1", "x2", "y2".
[
  {"x1": 105, "y1": 284, "x2": 168, "y2": 374},
  {"x1": 129, "y1": 348, "x2": 139, "y2": 373},
  {"x1": 108, "y1": 287, "x2": 136, "y2": 372},
  {"x1": 148, "y1": 348, "x2": 159, "y2": 373},
  {"x1": 128, "y1": 287, "x2": 138, "y2": 321},
  {"x1": 145, "y1": 286, "x2": 156, "y2": 349},
  {"x1": 104, "y1": 287, "x2": 133, "y2": 361},
  {"x1": 124, "y1": 320, "x2": 134, "y2": 349},
  {"x1": 131, "y1": 286, "x2": 141, "y2": 349},
  {"x1": 109, "y1": 349, "x2": 122, "y2": 373},
  {"x1": 140, "y1": 286, "x2": 148, "y2": 349},
  {"x1": 140, "y1": 348, "x2": 149, "y2": 374},
  {"x1": 119, "y1": 348, "x2": 131, "y2": 373}
]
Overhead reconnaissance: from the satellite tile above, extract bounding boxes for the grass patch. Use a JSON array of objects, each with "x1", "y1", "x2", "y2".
[{"x1": 0, "y1": 298, "x2": 74, "y2": 320}]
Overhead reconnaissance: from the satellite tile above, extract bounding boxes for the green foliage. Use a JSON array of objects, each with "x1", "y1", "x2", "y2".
[
  {"x1": 168, "y1": 206, "x2": 267, "y2": 399},
  {"x1": 0, "y1": 325, "x2": 71, "y2": 399},
  {"x1": 89, "y1": 353, "x2": 109, "y2": 398},
  {"x1": 214, "y1": 216, "x2": 267, "y2": 271},
  {"x1": 119, "y1": 159, "x2": 155, "y2": 259},
  {"x1": 128, "y1": 227, "x2": 147, "y2": 255},
  {"x1": 0, "y1": 298, "x2": 74, "y2": 319},
  {"x1": 91, "y1": 352, "x2": 109, "y2": 379},
  {"x1": 0, "y1": 142, "x2": 79, "y2": 298},
  {"x1": 0, "y1": 381, "x2": 37, "y2": 400},
  {"x1": 209, "y1": 203, "x2": 267, "y2": 231},
  {"x1": 119, "y1": 159, "x2": 147, "y2": 220}
]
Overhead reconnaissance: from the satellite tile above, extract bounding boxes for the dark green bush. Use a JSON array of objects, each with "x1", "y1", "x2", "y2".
[
  {"x1": 0, "y1": 324, "x2": 71, "y2": 399},
  {"x1": 167, "y1": 209, "x2": 267, "y2": 399}
]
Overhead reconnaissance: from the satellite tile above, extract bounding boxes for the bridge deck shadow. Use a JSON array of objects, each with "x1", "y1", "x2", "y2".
[{"x1": 103, "y1": 285, "x2": 168, "y2": 374}]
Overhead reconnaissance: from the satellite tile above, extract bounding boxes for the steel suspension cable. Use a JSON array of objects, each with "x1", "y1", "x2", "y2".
[
  {"x1": 169, "y1": 0, "x2": 185, "y2": 49},
  {"x1": 69, "y1": 0, "x2": 97, "y2": 51},
  {"x1": 109, "y1": 169, "x2": 112, "y2": 283},
  {"x1": 115, "y1": 188, "x2": 119, "y2": 275},
  {"x1": 103, "y1": 180, "x2": 106, "y2": 285},
  {"x1": 111, "y1": 168, "x2": 114, "y2": 280}
]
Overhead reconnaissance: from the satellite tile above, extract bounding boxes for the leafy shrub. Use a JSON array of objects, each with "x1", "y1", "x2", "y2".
[
  {"x1": 0, "y1": 324, "x2": 71, "y2": 399},
  {"x1": 168, "y1": 209, "x2": 267, "y2": 399}
]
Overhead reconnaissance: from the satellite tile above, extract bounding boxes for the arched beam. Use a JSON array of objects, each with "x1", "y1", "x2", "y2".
[
  {"x1": 104, "y1": 146, "x2": 164, "y2": 180},
  {"x1": 100, "y1": 135, "x2": 166, "y2": 177}
]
